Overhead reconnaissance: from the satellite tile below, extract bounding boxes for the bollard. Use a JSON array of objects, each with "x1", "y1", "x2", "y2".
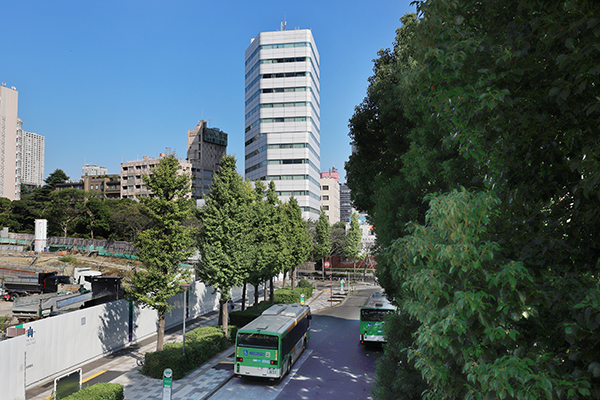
[{"x1": 163, "y1": 368, "x2": 173, "y2": 400}]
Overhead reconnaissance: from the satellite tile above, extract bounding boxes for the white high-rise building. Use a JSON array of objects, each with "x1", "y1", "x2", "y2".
[
  {"x1": 21, "y1": 123, "x2": 45, "y2": 188},
  {"x1": 0, "y1": 84, "x2": 21, "y2": 200},
  {"x1": 244, "y1": 27, "x2": 321, "y2": 220}
]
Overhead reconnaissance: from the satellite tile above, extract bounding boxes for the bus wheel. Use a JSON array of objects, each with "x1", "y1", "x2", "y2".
[{"x1": 284, "y1": 359, "x2": 291, "y2": 377}]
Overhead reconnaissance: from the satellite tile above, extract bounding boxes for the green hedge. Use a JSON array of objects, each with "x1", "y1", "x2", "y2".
[
  {"x1": 60, "y1": 383, "x2": 124, "y2": 400},
  {"x1": 229, "y1": 301, "x2": 274, "y2": 327},
  {"x1": 274, "y1": 286, "x2": 313, "y2": 303},
  {"x1": 141, "y1": 326, "x2": 235, "y2": 380}
]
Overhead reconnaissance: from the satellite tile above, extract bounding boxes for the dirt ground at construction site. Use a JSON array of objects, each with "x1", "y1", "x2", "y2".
[{"x1": 0, "y1": 252, "x2": 136, "y2": 320}]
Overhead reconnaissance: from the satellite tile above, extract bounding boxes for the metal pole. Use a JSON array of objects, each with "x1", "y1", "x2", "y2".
[
  {"x1": 330, "y1": 258, "x2": 332, "y2": 306},
  {"x1": 181, "y1": 283, "x2": 190, "y2": 356}
]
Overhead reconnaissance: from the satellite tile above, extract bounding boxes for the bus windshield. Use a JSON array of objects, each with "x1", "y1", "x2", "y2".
[
  {"x1": 361, "y1": 309, "x2": 393, "y2": 322},
  {"x1": 237, "y1": 333, "x2": 278, "y2": 349}
]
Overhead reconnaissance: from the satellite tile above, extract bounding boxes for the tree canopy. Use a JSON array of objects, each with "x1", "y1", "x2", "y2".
[
  {"x1": 197, "y1": 155, "x2": 254, "y2": 336},
  {"x1": 348, "y1": 3, "x2": 600, "y2": 399},
  {"x1": 128, "y1": 153, "x2": 196, "y2": 351}
]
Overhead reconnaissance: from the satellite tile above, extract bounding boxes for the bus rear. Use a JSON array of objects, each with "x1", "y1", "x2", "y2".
[
  {"x1": 235, "y1": 331, "x2": 283, "y2": 378},
  {"x1": 360, "y1": 308, "x2": 393, "y2": 343},
  {"x1": 360, "y1": 292, "x2": 396, "y2": 344}
]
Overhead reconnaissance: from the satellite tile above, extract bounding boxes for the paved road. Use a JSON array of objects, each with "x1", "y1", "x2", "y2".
[
  {"x1": 26, "y1": 281, "x2": 379, "y2": 399},
  {"x1": 210, "y1": 287, "x2": 383, "y2": 400}
]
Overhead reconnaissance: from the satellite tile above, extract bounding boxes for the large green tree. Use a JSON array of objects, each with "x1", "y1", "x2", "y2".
[
  {"x1": 197, "y1": 155, "x2": 254, "y2": 337},
  {"x1": 313, "y1": 209, "x2": 332, "y2": 280},
  {"x1": 46, "y1": 189, "x2": 86, "y2": 237},
  {"x1": 281, "y1": 196, "x2": 312, "y2": 289},
  {"x1": 343, "y1": 212, "x2": 362, "y2": 280},
  {"x1": 128, "y1": 153, "x2": 196, "y2": 352},
  {"x1": 247, "y1": 180, "x2": 282, "y2": 310},
  {"x1": 351, "y1": 2, "x2": 600, "y2": 398}
]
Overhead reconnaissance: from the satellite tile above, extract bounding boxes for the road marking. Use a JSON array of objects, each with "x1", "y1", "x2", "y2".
[{"x1": 83, "y1": 370, "x2": 107, "y2": 383}]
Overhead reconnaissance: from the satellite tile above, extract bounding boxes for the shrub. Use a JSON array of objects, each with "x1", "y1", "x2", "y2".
[
  {"x1": 141, "y1": 326, "x2": 232, "y2": 380},
  {"x1": 59, "y1": 255, "x2": 77, "y2": 263},
  {"x1": 230, "y1": 301, "x2": 273, "y2": 327},
  {"x1": 297, "y1": 279, "x2": 313, "y2": 289},
  {"x1": 60, "y1": 383, "x2": 124, "y2": 400},
  {"x1": 274, "y1": 286, "x2": 313, "y2": 303}
]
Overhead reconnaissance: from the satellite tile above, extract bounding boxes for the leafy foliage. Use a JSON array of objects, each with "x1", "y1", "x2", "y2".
[
  {"x1": 373, "y1": 312, "x2": 426, "y2": 400},
  {"x1": 128, "y1": 153, "x2": 195, "y2": 351},
  {"x1": 197, "y1": 155, "x2": 254, "y2": 336},
  {"x1": 280, "y1": 196, "x2": 312, "y2": 289},
  {"x1": 348, "y1": 2, "x2": 600, "y2": 398}
]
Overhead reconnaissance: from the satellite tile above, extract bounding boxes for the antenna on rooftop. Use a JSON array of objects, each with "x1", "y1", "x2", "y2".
[{"x1": 281, "y1": 13, "x2": 287, "y2": 31}]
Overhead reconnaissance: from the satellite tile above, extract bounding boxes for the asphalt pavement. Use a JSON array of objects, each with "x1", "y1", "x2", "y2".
[{"x1": 26, "y1": 281, "x2": 373, "y2": 400}]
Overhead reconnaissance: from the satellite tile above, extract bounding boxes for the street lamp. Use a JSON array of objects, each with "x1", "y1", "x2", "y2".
[{"x1": 181, "y1": 283, "x2": 190, "y2": 356}]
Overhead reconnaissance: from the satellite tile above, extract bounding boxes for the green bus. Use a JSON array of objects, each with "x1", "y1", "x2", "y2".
[
  {"x1": 235, "y1": 303, "x2": 311, "y2": 380},
  {"x1": 360, "y1": 292, "x2": 396, "y2": 344}
]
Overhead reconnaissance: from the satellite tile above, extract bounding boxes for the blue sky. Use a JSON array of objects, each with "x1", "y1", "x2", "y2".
[{"x1": 3, "y1": 0, "x2": 415, "y2": 182}]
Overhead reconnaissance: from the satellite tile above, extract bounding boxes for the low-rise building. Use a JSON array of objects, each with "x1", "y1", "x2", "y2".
[{"x1": 120, "y1": 154, "x2": 192, "y2": 200}]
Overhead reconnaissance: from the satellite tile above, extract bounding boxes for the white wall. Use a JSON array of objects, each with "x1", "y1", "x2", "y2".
[{"x1": 0, "y1": 280, "x2": 233, "y2": 400}]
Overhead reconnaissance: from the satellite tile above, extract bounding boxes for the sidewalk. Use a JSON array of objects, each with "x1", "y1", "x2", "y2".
[{"x1": 27, "y1": 281, "x2": 373, "y2": 400}]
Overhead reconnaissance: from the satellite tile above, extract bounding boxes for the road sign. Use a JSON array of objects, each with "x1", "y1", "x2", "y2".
[
  {"x1": 324, "y1": 261, "x2": 330, "y2": 269},
  {"x1": 301, "y1": 293, "x2": 305, "y2": 305}
]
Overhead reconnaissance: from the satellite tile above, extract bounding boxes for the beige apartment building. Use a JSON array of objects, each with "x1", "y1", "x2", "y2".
[
  {"x1": 120, "y1": 154, "x2": 192, "y2": 200},
  {"x1": 186, "y1": 120, "x2": 227, "y2": 199},
  {"x1": 320, "y1": 171, "x2": 340, "y2": 224},
  {"x1": 0, "y1": 85, "x2": 21, "y2": 200}
]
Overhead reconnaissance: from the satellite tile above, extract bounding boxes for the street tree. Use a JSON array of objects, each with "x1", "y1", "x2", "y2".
[
  {"x1": 247, "y1": 180, "x2": 282, "y2": 311},
  {"x1": 128, "y1": 153, "x2": 195, "y2": 352},
  {"x1": 281, "y1": 196, "x2": 312, "y2": 290},
  {"x1": 197, "y1": 155, "x2": 254, "y2": 337},
  {"x1": 343, "y1": 212, "x2": 362, "y2": 281},
  {"x1": 351, "y1": 2, "x2": 600, "y2": 397},
  {"x1": 313, "y1": 209, "x2": 331, "y2": 280}
]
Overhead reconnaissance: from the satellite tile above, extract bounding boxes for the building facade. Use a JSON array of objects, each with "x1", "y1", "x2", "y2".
[
  {"x1": 120, "y1": 154, "x2": 192, "y2": 200},
  {"x1": 82, "y1": 164, "x2": 108, "y2": 177},
  {"x1": 244, "y1": 28, "x2": 321, "y2": 220},
  {"x1": 339, "y1": 183, "x2": 352, "y2": 223},
  {"x1": 21, "y1": 122, "x2": 45, "y2": 188},
  {"x1": 0, "y1": 84, "x2": 21, "y2": 200},
  {"x1": 55, "y1": 175, "x2": 121, "y2": 199},
  {"x1": 320, "y1": 171, "x2": 340, "y2": 224},
  {"x1": 186, "y1": 120, "x2": 227, "y2": 199}
]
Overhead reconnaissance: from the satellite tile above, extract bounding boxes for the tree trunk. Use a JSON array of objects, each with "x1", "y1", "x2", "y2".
[
  {"x1": 253, "y1": 284, "x2": 259, "y2": 314},
  {"x1": 218, "y1": 299, "x2": 223, "y2": 326},
  {"x1": 264, "y1": 280, "x2": 268, "y2": 302},
  {"x1": 269, "y1": 277, "x2": 274, "y2": 303},
  {"x1": 156, "y1": 312, "x2": 166, "y2": 352},
  {"x1": 291, "y1": 267, "x2": 296, "y2": 290},
  {"x1": 242, "y1": 281, "x2": 247, "y2": 311},
  {"x1": 282, "y1": 270, "x2": 287, "y2": 288},
  {"x1": 221, "y1": 298, "x2": 229, "y2": 339},
  {"x1": 321, "y1": 257, "x2": 325, "y2": 280}
]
